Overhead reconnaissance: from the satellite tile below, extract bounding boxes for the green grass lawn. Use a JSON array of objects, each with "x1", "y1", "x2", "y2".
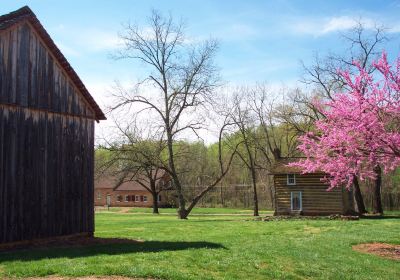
[
  {"x1": 0, "y1": 210, "x2": 399, "y2": 280},
  {"x1": 125, "y1": 207, "x2": 273, "y2": 215}
]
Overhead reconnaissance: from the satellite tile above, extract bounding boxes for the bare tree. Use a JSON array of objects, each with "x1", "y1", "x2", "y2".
[
  {"x1": 219, "y1": 85, "x2": 303, "y2": 216},
  {"x1": 302, "y1": 21, "x2": 388, "y2": 99},
  {"x1": 96, "y1": 115, "x2": 171, "y2": 214},
  {"x1": 224, "y1": 91, "x2": 260, "y2": 216},
  {"x1": 110, "y1": 10, "x2": 237, "y2": 219},
  {"x1": 249, "y1": 85, "x2": 300, "y2": 161}
]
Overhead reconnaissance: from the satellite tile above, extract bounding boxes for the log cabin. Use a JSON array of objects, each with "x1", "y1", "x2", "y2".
[
  {"x1": 0, "y1": 6, "x2": 106, "y2": 245},
  {"x1": 271, "y1": 158, "x2": 354, "y2": 216}
]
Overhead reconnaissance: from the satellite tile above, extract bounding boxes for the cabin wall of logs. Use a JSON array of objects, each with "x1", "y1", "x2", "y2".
[
  {"x1": 274, "y1": 173, "x2": 354, "y2": 216},
  {"x1": 0, "y1": 21, "x2": 96, "y2": 244}
]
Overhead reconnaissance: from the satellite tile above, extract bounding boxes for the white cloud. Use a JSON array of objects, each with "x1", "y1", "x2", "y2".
[
  {"x1": 292, "y1": 16, "x2": 376, "y2": 36},
  {"x1": 55, "y1": 41, "x2": 81, "y2": 57},
  {"x1": 51, "y1": 24, "x2": 123, "y2": 53},
  {"x1": 78, "y1": 29, "x2": 123, "y2": 51},
  {"x1": 388, "y1": 23, "x2": 400, "y2": 33},
  {"x1": 323, "y1": 17, "x2": 368, "y2": 33},
  {"x1": 214, "y1": 23, "x2": 259, "y2": 41}
]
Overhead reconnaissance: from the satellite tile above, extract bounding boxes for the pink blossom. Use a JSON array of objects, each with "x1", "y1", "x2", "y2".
[{"x1": 291, "y1": 52, "x2": 400, "y2": 189}]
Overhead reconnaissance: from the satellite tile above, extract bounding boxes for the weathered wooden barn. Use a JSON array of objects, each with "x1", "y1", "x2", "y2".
[
  {"x1": 0, "y1": 6, "x2": 106, "y2": 244},
  {"x1": 271, "y1": 158, "x2": 354, "y2": 216}
]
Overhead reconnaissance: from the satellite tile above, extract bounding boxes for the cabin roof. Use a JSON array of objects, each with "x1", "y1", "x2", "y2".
[
  {"x1": 0, "y1": 6, "x2": 106, "y2": 121},
  {"x1": 270, "y1": 157, "x2": 306, "y2": 174},
  {"x1": 270, "y1": 157, "x2": 326, "y2": 175}
]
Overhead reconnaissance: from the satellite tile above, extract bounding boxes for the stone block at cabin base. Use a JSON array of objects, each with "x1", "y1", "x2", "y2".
[{"x1": 263, "y1": 215, "x2": 359, "y2": 221}]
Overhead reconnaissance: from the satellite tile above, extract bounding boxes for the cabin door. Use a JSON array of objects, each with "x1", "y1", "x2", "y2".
[
  {"x1": 291, "y1": 191, "x2": 302, "y2": 211},
  {"x1": 106, "y1": 194, "x2": 111, "y2": 206}
]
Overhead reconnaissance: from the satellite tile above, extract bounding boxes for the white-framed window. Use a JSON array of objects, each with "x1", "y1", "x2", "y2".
[
  {"x1": 291, "y1": 191, "x2": 302, "y2": 211},
  {"x1": 287, "y1": 174, "x2": 296, "y2": 185},
  {"x1": 143, "y1": 196, "x2": 148, "y2": 203},
  {"x1": 97, "y1": 192, "x2": 101, "y2": 200},
  {"x1": 157, "y1": 194, "x2": 162, "y2": 202},
  {"x1": 135, "y1": 195, "x2": 140, "y2": 202},
  {"x1": 116, "y1": 195, "x2": 122, "y2": 202},
  {"x1": 124, "y1": 195, "x2": 129, "y2": 202}
]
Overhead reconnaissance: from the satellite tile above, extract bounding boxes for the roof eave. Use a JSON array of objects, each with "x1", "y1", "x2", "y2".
[{"x1": 0, "y1": 6, "x2": 107, "y2": 121}]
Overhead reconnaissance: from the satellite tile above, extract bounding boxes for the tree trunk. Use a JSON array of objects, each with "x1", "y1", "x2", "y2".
[
  {"x1": 178, "y1": 208, "x2": 189, "y2": 219},
  {"x1": 166, "y1": 131, "x2": 186, "y2": 219},
  {"x1": 352, "y1": 176, "x2": 368, "y2": 214},
  {"x1": 177, "y1": 194, "x2": 187, "y2": 219},
  {"x1": 220, "y1": 184, "x2": 224, "y2": 207},
  {"x1": 152, "y1": 193, "x2": 159, "y2": 214},
  {"x1": 250, "y1": 166, "x2": 259, "y2": 216},
  {"x1": 373, "y1": 165, "x2": 384, "y2": 215}
]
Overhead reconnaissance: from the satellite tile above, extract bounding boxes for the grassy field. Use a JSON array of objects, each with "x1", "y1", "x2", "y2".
[
  {"x1": 0, "y1": 208, "x2": 399, "y2": 280},
  {"x1": 99, "y1": 207, "x2": 273, "y2": 215}
]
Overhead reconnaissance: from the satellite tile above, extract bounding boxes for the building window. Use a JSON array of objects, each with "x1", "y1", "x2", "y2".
[
  {"x1": 124, "y1": 195, "x2": 129, "y2": 202},
  {"x1": 291, "y1": 191, "x2": 302, "y2": 211},
  {"x1": 143, "y1": 196, "x2": 148, "y2": 203},
  {"x1": 158, "y1": 194, "x2": 161, "y2": 202},
  {"x1": 116, "y1": 195, "x2": 122, "y2": 202},
  {"x1": 135, "y1": 195, "x2": 140, "y2": 202},
  {"x1": 287, "y1": 174, "x2": 296, "y2": 185},
  {"x1": 97, "y1": 192, "x2": 101, "y2": 200}
]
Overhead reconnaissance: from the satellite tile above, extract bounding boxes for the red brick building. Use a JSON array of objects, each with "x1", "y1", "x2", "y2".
[{"x1": 94, "y1": 175, "x2": 174, "y2": 207}]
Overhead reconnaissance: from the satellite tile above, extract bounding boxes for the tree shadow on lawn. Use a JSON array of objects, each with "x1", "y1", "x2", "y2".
[
  {"x1": 0, "y1": 237, "x2": 225, "y2": 263},
  {"x1": 361, "y1": 214, "x2": 400, "y2": 220}
]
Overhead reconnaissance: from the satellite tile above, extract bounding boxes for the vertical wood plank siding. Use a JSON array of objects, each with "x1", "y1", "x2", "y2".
[{"x1": 0, "y1": 22, "x2": 95, "y2": 243}]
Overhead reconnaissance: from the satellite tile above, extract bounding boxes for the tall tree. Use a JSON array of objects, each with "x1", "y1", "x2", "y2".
[
  {"x1": 292, "y1": 53, "x2": 400, "y2": 215},
  {"x1": 225, "y1": 92, "x2": 260, "y2": 216},
  {"x1": 220, "y1": 86, "x2": 301, "y2": 215},
  {"x1": 249, "y1": 85, "x2": 300, "y2": 161},
  {"x1": 111, "y1": 10, "x2": 236, "y2": 219},
  {"x1": 298, "y1": 21, "x2": 389, "y2": 214}
]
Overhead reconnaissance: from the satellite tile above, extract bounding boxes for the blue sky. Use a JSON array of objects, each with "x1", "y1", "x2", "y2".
[{"x1": 2, "y1": 0, "x2": 400, "y2": 127}]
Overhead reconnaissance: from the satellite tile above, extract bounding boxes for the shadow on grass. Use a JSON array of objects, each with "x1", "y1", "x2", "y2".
[
  {"x1": 361, "y1": 214, "x2": 400, "y2": 220},
  {"x1": 0, "y1": 238, "x2": 225, "y2": 262}
]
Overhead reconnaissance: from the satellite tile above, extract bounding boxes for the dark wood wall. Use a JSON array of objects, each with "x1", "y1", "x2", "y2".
[
  {"x1": 274, "y1": 173, "x2": 353, "y2": 215},
  {"x1": 0, "y1": 21, "x2": 95, "y2": 243}
]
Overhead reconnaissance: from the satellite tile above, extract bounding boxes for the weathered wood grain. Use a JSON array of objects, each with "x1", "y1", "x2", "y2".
[{"x1": 0, "y1": 21, "x2": 96, "y2": 244}]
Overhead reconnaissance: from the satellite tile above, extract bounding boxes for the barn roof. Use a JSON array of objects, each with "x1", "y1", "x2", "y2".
[{"x1": 0, "y1": 6, "x2": 106, "y2": 121}]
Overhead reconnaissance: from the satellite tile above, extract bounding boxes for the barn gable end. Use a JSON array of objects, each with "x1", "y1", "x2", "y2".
[
  {"x1": 0, "y1": 6, "x2": 106, "y2": 121},
  {"x1": 0, "y1": 6, "x2": 105, "y2": 245}
]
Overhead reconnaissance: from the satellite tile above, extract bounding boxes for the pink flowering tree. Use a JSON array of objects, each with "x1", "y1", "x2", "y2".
[{"x1": 291, "y1": 52, "x2": 400, "y2": 214}]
